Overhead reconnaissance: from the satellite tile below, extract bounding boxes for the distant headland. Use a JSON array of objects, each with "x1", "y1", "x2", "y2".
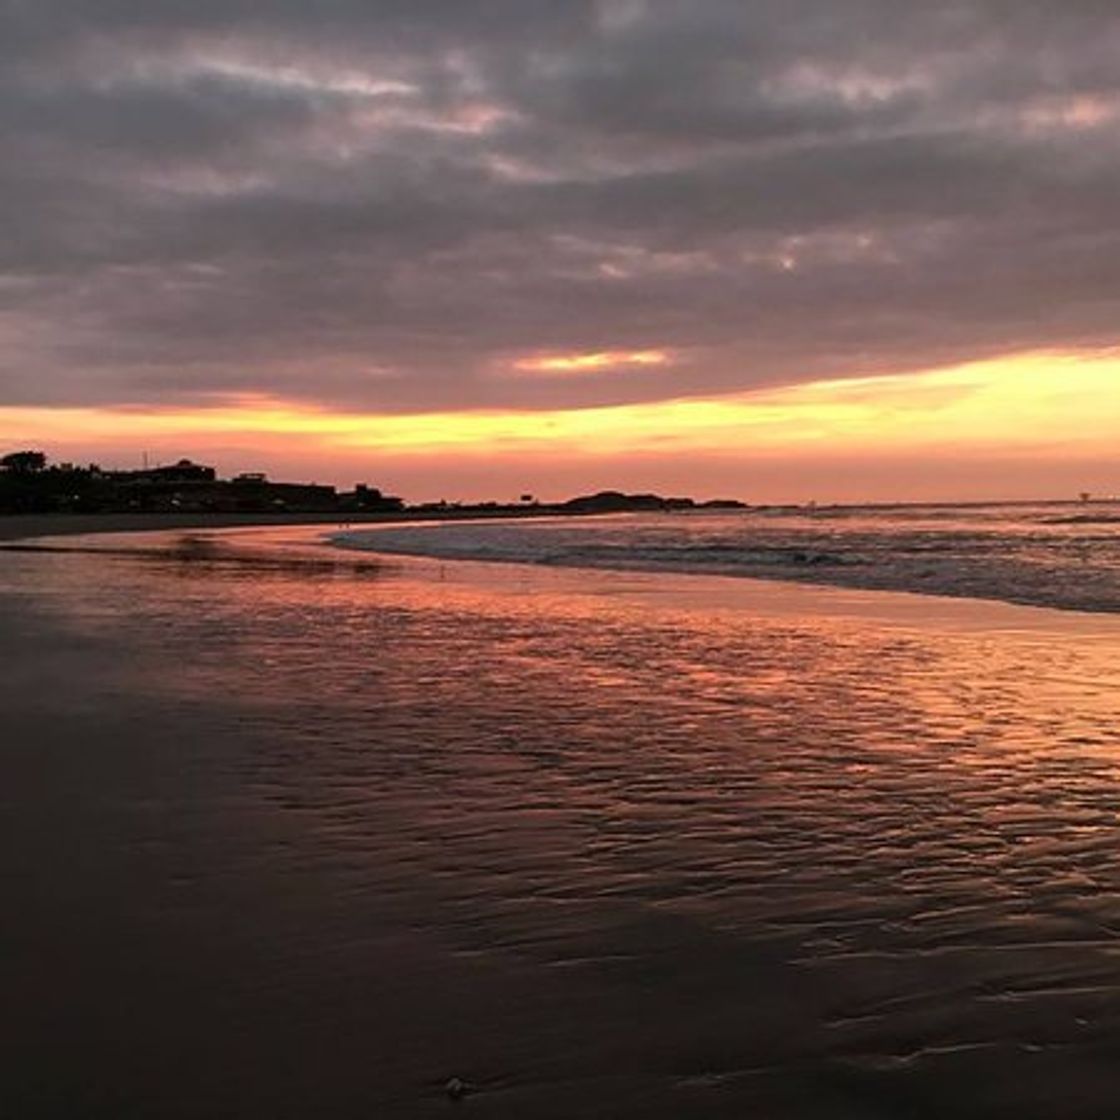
[{"x1": 0, "y1": 450, "x2": 746, "y2": 519}]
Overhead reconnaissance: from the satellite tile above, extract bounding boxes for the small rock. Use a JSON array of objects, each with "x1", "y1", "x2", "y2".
[{"x1": 445, "y1": 1077, "x2": 467, "y2": 1101}]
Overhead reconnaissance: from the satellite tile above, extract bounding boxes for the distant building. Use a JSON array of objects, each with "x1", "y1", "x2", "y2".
[
  {"x1": 0, "y1": 450, "x2": 407, "y2": 516},
  {"x1": 110, "y1": 458, "x2": 217, "y2": 484},
  {"x1": 339, "y1": 483, "x2": 404, "y2": 512}
]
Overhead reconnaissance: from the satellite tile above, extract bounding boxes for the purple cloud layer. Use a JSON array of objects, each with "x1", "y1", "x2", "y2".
[{"x1": 3, "y1": 1, "x2": 1120, "y2": 412}]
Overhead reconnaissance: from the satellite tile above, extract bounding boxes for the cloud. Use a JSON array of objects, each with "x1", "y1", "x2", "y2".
[
  {"x1": 511, "y1": 348, "x2": 672, "y2": 376},
  {"x1": 2, "y1": 1, "x2": 1120, "y2": 413}
]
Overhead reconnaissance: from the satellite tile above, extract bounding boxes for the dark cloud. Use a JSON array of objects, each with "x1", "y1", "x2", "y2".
[{"x1": 2, "y1": 0, "x2": 1120, "y2": 412}]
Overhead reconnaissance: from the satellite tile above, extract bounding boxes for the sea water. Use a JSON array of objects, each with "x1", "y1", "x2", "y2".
[{"x1": 335, "y1": 502, "x2": 1120, "y2": 614}]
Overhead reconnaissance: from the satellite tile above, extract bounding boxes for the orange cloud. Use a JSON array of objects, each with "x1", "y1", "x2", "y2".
[
  {"x1": 512, "y1": 349, "x2": 671, "y2": 375},
  {"x1": 4, "y1": 350, "x2": 1119, "y2": 491}
]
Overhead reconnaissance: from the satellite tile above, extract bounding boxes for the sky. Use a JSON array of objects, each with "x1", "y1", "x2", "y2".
[{"x1": 2, "y1": 1, "x2": 1120, "y2": 502}]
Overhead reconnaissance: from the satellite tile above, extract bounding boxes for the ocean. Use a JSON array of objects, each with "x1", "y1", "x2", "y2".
[
  {"x1": 335, "y1": 501, "x2": 1120, "y2": 614},
  {"x1": 3, "y1": 513, "x2": 1120, "y2": 1117}
]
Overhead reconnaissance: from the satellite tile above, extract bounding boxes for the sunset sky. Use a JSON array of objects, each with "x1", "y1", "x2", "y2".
[{"x1": 3, "y1": 2, "x2": 1119, "y2": 502}]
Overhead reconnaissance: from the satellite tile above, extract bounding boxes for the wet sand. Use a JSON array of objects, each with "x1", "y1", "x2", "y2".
[
  {"x1": 0, "y1": 506, "x2": 572, "y2": 545},
  {"x1": 0, "y1": 510, "x2": 409, "y2": 543},
  {"x1": 3, "y1": 526, "x2": 1120, "y2": 1117}
]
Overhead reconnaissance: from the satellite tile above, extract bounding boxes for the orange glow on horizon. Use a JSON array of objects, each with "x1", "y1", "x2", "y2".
[{"x1": 4, "y1": 349, "x2": 1119, "y2": 499}]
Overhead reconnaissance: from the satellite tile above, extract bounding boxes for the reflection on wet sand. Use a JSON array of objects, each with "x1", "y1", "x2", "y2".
[
  {"x1": 0, "y1": 531, "x2": 385, "y2": 580},
  {"x1": 2, "y1": 526, "x2": 1120, "y2": 1118}
]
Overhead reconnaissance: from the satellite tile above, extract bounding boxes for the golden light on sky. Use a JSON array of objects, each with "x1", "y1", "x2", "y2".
[
  {"x1": 512, "y1": 349, "x2": 672, "y2": 375},
  {"x1": 5, "y1": 349, "x2": 1119, "y2": 502},
  {"x1": 7, "y1": 3, "x2": 1120, "y2": 505}
]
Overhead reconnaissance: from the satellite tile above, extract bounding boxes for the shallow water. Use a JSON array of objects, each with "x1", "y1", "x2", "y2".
[
  {"x1": 334, "y1": 501, "x2": 1120, "y2": 613},
  {"x1": 3, "y1": 527, "x2": 1120, "y2": 1117}
]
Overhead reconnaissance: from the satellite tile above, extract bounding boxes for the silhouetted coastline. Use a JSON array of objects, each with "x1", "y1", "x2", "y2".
[{"x1": 0, "y1": 450, "x2": 746, "y2": 538}]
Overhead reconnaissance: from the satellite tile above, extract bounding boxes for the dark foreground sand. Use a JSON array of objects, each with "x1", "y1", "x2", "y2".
[{"x1": 3, "y1": 526, "x2": 1120, "y2": 1118}]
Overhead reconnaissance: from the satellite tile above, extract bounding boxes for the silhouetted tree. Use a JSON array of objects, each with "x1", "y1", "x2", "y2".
[{"x1": 1, "y1": 450, "x2": 47, "y2": 473}]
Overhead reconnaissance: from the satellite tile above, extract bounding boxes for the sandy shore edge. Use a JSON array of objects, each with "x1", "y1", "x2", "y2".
[
  {"x1": 0, "y1": 509, "x2": 522, "y2": 544},
  {"x1": 5, "y1": 510, "x2": 1118, "y2": 638}
]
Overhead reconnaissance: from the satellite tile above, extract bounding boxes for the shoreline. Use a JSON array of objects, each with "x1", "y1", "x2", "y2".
[
  {"x1": 0, "y1": 511, "x2": 390, "y2": 543},
  {"x1": 6, "y1": 513, "x2": 1120, "y2": 634},
  {"x1": 0, "y1": 506, "x2": 578, "y2": 544}
]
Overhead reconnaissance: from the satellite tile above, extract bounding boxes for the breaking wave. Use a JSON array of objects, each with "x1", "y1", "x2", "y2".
[{"x1": 332, "y1": 503, "x2": 1120, "y2": 614}]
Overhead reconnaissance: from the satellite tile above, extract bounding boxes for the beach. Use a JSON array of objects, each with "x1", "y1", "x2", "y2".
[
  {"x1": 0, "y1": 510, "x2": 438, "y2": 544},
  {"x1": 4, "y1": 523, "x2": 1120, "y2": 1118}
]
